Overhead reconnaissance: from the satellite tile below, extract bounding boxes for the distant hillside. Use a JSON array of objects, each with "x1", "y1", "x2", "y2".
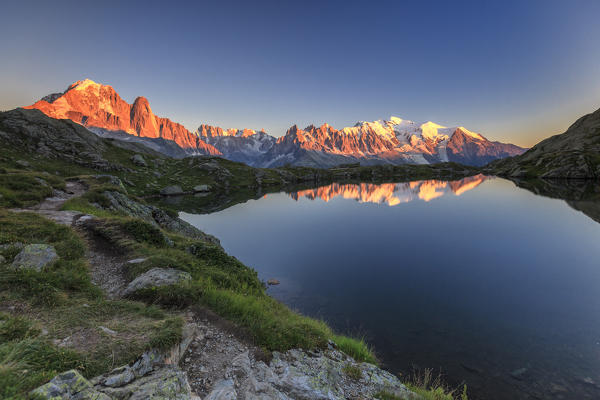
[{"x1": 488, "y1": 107, "x2": 600, "y2": 179}]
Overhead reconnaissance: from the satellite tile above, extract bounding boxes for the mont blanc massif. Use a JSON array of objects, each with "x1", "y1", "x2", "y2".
[{"x1": 26, "y1": 79, "x2": 526, "y2": 167}]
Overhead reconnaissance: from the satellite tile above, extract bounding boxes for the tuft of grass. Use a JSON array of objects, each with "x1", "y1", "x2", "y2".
[
  {"x1": 202, "y1": 288, "x2": 331, "y2": 351},
  {"x1": 0, "y1": 313, "x2": 39, "y2": 342},
  {"x1": 405, "y1": 368, "x2": 468, "y2": 400},
  {"x1": 333, "y1": 334, "x2": 377, "y2": 364},
  {"x1": 149, "y1": 317, "x2": 184, "y2": 350},
  {"x1": 342, "y1": 363, "x2": 362, "y2": 381}
]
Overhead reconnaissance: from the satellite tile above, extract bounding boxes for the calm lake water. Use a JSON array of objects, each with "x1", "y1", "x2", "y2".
[{"x1": 180, "y1": 176, "x2": 600, "y2": 399}]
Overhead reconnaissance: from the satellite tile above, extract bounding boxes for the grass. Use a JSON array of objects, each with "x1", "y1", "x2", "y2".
[
  {"x1": 0, "y1": 210, "x2": 185, "y2": 397},
  {"x1": 332, "y1": 334, "x2": 377, "y2": 364},
  {"x1": 405, "y1": 368, "x2": 468, "y2": 400},
  {"x1": 0, "y1": 172, "x2": 65, "y2": 208}
]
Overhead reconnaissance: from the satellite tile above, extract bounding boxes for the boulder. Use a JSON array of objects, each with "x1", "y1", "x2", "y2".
[
  {"x1": 160, "y1": 185, "x2": 184, "y2": 196},
  {"x1": 123, "y1": 268, "x2": 192, "y2": 297},
  {"x1": 193, "y1": 184, "x2": 211, "y2": 193},
  {"x1": 131, "y1": 154, "x2": 147, "y2": 167},
  {"x1": 11, "y1": 244, "x2": 58, "y2": 271}
]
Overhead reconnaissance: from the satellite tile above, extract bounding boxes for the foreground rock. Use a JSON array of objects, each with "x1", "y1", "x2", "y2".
[
  {"x1": 11, "y1": 244, "x2": 58, "y2": 271},
  {"x1": 32, "y1": 324, "x2": 198, "y2": 400},
  {"x1": 123, "y1": 268, "x2": 192, "y2": 297}
]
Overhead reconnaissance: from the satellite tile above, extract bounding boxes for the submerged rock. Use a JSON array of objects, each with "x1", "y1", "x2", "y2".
[
  {"x1": 123, "y1": 268, "x2": 192, "y2": 297},
  {"x1": 267, "y1": 279, "x2": 280, "y2": 285},
  {"x1": 11, "y1": 244, "x2": 58, "y2": 271}
]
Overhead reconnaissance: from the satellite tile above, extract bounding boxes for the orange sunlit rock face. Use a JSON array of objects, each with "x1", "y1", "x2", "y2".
[
  {"x1": 290, "y1": 174, "x2": 489, "y2": 206},
  {"x1": 26, "y1": 79, "x2": 221, "y2": 155}
]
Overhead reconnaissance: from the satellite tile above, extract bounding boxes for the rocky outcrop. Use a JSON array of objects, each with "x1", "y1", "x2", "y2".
[
  {"x1": 11, "y1": 244, "x2": 58, "y2": 271},
  {"x1": 122, "y1": 268, "x2": 192, "y2": 297},
  {"x1": 99, "y1": 190, "x2": 220, "y2": 245}
]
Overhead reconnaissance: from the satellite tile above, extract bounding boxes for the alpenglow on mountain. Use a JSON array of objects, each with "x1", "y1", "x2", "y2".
[{"x1": 27, "y1": 79, "x2": 526, "y2": 167}]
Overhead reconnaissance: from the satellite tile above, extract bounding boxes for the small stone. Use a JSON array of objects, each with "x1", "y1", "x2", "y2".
[
  {"x1": 16, "y1": 160, "x2": 30, "y2": 168},
  {"x1": 131, "y1": 154, "x2": 147, "y2": 167},
  {"x1": 267, "y1": 279, "x2": 280, "y2": 285},
  {"x1": 160, "y1": 185, "x2": 184, "y2": 196},
  {"x1": 510, "y1": 367, "x2": 529, "y2": 380},
  {"x1": 0, "y1": 255, "x2": 5, "y2": 264},
  {"x1": 127, "y1": 258, "x2": 148, "y2": 264},
  {"x1": 193, "y1": 184, "x2": 211, "y2": 193},
  {"x1": 99, "y1": 326, "x2": 117, "y2": 336}
]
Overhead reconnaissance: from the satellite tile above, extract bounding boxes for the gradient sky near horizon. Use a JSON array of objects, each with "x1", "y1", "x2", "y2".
[{"x1": 2, "y1": 0, "x2": 600, "y2": 147}]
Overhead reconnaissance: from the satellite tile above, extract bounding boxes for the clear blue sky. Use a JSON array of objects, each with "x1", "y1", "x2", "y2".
[{"x1": 1, "y1": 0, "x2": 600, "y2": 147}]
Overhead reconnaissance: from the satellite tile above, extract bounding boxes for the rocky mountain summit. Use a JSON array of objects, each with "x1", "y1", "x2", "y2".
[
  {"x1": 26, "y1": 79, "x2": 525, "y2": 168},
  {"x1": 26, "y1": 79, "x2": 221, "y2": 157},
  {"x1": 488, "y1": 106, "x2": 600, "y2": 179}
]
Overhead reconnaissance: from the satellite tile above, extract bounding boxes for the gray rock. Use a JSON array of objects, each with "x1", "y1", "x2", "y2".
[
  {"x1": 160, "y1": 185, "x2": 184, "y2": 196},
  {"x1": 0, "y1": 255, "x2": 5, "y2": 264},
  {"x1": 127, "y1": 258, "x2": 147, "y2": 264},
  {"x1": 11, "y1": 244, "x2": 58, "y2": 271},
  {"x1": 16, "y1": 159, "x2": 30, "y2": 168},
  {"x1": 131, "y1": 154, "x2": 147, "y2": 167},
  {"x1": 123, "y1": 268, "x2": 192, "y2": 297},
  {"x1": 193, "y1": 184, "x2": 211, "y2": 193}
]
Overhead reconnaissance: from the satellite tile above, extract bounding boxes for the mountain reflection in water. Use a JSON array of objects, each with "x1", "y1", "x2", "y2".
[{"x1": 289, "y1": 174, "x2": 488, "y2": 205}]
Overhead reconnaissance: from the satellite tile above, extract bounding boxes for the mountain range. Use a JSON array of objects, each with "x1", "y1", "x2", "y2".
[{"x1": 26, "y1": 79, "x2": 526, "y2": 168}]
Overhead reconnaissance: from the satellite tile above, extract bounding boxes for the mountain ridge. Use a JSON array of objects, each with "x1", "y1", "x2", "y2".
[{"x1": 26, "y1": 79, "x2": 526, "y2": 168}]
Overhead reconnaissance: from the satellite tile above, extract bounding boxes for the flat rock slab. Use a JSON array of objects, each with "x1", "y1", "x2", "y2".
[
  {"x1": 123, "y1": 268, "x2": 192, "y2": 297},
  {"x1": 11, "y1": 244, "x2": 58, "y2": 271}
]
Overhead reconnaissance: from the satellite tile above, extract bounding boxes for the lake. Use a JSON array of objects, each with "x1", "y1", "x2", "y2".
[{"x1": 180, "y1": 176, "x2": 600, "y2": 399}]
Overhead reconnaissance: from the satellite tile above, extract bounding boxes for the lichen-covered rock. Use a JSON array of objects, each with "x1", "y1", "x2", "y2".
[
  {"x1": 11, "y1": 244, "x2": 58, "y2": 271},
  {"x1": 160, "y1": 185, "x2": 184, "y2": 196},
  {"x1": 123, "y1": 268, "x2": 191, "y2": 297},
  {"x1": 97, "y1": 366, "x2": 192, "y2": 400},
  {"x1": 30, "y1": 369, "x2": 110, "y2": 400}
]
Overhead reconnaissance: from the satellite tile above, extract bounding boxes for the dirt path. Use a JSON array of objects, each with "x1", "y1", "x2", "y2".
[
  {"x1": 11, "y1": 180, "x2": 88, "y2": 226},
  {"x1": 11, "y1": 180, "x2": 130, "y2": 298}
]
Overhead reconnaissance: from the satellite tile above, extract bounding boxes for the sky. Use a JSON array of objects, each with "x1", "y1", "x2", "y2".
[{"x1": 1, "y1": 0, "x2": 600, "y2": 147}]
